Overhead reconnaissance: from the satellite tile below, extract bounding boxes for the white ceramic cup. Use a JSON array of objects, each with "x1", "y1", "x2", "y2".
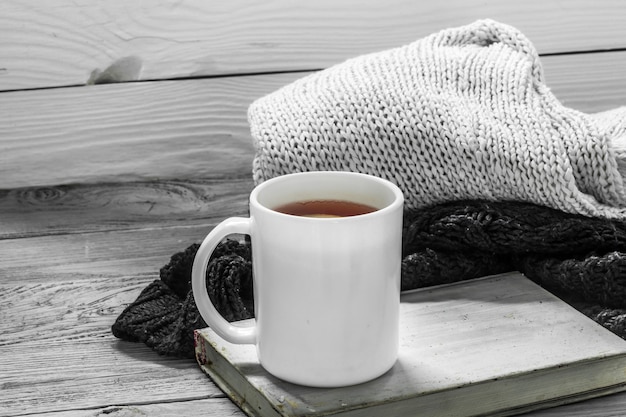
[{"x1": 191, "y1": 171, "x2": 403, "y2": 387}]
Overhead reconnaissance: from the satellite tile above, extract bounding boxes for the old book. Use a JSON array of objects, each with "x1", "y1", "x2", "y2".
[{"x1": 195, "y1": 272, "x2": 626, "y2": 417}]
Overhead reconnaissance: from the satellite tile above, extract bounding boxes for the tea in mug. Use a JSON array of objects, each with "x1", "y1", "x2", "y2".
[{"x1": 273, "y1": 199, "x2": 378, "y2": 218}]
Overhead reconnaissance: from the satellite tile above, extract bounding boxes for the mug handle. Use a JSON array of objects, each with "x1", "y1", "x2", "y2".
[{"x1": 191, "y1": 217, "x2": 256, "y2": 344}]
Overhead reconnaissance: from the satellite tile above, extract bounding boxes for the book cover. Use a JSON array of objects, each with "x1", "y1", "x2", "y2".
[{"x1": 195, "y1": 272, "x2": 626, "y2": 417}]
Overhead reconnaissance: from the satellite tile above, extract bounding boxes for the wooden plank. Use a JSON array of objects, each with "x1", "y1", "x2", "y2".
[
  {"x1": 0, "y1": 178, "x2": 253, "y2": 239},
  {"x1": 26, "y1": 392, "x2": 626, "y2": 417},
  {"x1": 0, "y1": 224, "x2": 223, "y2": 284},
  {"x1": 0, "y1": 275, "x2": 225, "y2": 416},
  {"x1": 2, "y1": 0, "x2": 626, "y2": 91},
  {"x1": 1, "y1": 52, "x2": 626, "y2": 192},
  {"x1": 25, "y1": 399, "x2": 242, "y2": 417},
  {"x1": 545, "y1": 51, "x2": 626, "y2": 112},
  {"x1": 1, "y1": 335, "x2": 222, "y2": 416},
  {"x1": 0, "y1": 275, "x2": 153, "y2": 345},
  {"x1": 0, "y1": 72, "x2": 302, "y2": 190}
]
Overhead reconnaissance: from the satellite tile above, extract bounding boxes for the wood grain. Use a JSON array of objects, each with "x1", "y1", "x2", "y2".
[
  {"x1": 2, "y1": 0, "x2": 626, "y2": 91},
  {"x1": 0, "y1": 178, "x2": 253, "y2": 239},
  {"x1": 1, "y1": 333, "x2": 222, "y2": 415},
  {"x1": 544, "y1": 51, "x2": 626, "y2": 112},
  {"x1": 1, "y1": 52, "x2": 626, "y2": 192},
  {"x1": 30, "y1": 399, "x2": 242, "y2": 417},
  {"x1": 0, "y1": 272, "x2": 232, "y2": 416},
  {"x1": 0, "y1": 209, "x2": 239, "y2": 416},
  {"x1": 0, "y1": 275, "x2": 169, "y2": 347},
  {"x1": 0, "y1": 275, "x2": 223, "y2": 415},
  {"x1": 0, "y1": 72, "x2": 303, "y2": 190},
  {"x1": 0, "y1": 224, "x2": 230, "y2": 284},
  {"x1": 0, "y1": 223, "x2": 240, "y2": 415}
]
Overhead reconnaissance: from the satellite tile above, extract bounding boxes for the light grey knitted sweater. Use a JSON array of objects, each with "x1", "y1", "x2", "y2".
[{"x1": 248, "y1": 19, "x2": 626, "y2": 218}]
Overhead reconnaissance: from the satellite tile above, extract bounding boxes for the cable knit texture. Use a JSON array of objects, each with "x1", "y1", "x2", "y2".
[{"x1": 249, "y1": 19, "x2": 626, "y2": 218}]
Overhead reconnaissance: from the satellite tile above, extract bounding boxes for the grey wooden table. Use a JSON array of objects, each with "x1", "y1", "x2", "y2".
[{"x1": 2, "y1": 1, "x2": 626, "y2": 415}]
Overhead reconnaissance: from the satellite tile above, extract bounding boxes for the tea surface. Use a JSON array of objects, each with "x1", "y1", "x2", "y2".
[{"x1": 273, "y1": 199, "x2": 378, "y2": 218}]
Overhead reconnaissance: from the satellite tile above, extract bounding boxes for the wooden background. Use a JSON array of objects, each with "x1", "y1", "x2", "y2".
[{"x1": 2, "y1": 0, "x2": 626, "y2": 416}]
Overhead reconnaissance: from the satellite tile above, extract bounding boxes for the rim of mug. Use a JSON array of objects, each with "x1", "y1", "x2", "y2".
[{"x1": 250, "y1": 171, "x2": 404, "y2": 221}]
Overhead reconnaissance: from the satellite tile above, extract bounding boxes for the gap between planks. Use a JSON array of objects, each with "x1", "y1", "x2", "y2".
[{"x1": 3, "y1": 0, "x2": 626, "y2": 91}]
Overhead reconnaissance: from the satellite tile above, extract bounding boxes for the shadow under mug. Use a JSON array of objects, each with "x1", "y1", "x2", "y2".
[{"x1": 191, "y1": 171, "x2": 404, "y2": 387}]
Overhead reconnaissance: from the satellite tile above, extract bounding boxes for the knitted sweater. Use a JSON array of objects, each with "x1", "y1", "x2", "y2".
[{"x1": 249, "y1": 19, "x2": 626, "y2": 218}]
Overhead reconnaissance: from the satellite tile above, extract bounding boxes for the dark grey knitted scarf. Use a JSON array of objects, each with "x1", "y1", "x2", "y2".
[{"x1": 112, "y1": 200, "x2": 626, "y2": 358}]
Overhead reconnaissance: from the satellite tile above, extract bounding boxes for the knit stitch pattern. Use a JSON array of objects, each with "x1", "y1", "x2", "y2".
[
  {"x1": 249, "y1": 19, "x2": 626, "y2": 218},
  {"x1": 112, "y1": 200, "x2": 626, "y2": 358},
  {"x1": 112, "y1": 240, "x2": 254, "y2": 358}
]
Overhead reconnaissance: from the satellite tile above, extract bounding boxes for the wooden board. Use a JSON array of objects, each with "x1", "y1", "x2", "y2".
[
  {"x1": 3, "y1": 0, "x2": 626, "y2": 91},
  {"x1": 2, "y1": 52, "x2": 626, "y2": 191},
  {"x1": 196, "y1": 272, "x2": 626, "y2": 417},
  {"x1": 0, "y1": 275, "x2": 225, "y2": 416},
  {"x1": 0, "y1": 73, "x2": 302, "y2": 190},
  {"x1": 0, "y1": 178, "x2": 254, "y2": 239}
]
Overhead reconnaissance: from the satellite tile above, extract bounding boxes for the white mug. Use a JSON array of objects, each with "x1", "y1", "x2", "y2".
[{"x1": 191, "y1": 171, "x2": 403, "y2": 387}]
